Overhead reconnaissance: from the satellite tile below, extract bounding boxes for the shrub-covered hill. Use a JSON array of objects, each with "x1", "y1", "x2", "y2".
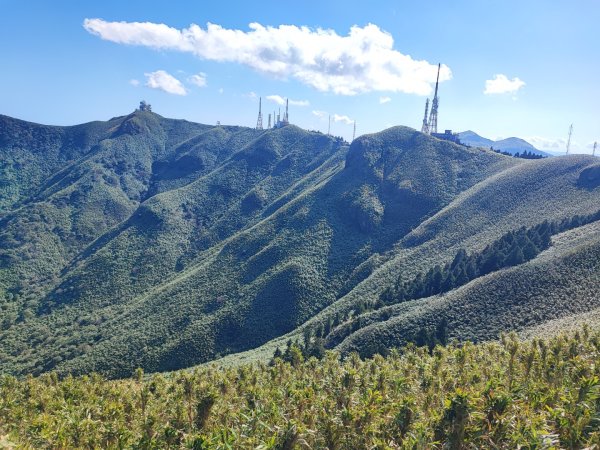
[
  {"x1": 0, "y1": 117, "x2": 522, "y2": 377},
  {"x1": 292, "y1": 154, "x2": 600, "y2": 359},
  {"x1": 1, "y1": 111, "x2": 599, "y2": 378},
  {"x1": 217, "y1": 154, "x2": 600, "y2": 367},
  {"x1": 2, "y1": 329, "x2": 600, "y2": 449}
]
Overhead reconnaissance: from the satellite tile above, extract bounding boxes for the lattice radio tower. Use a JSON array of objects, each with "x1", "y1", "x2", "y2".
[
  {"x1": 283, "y1": 98, "x2": 289, "y2": 124},
  {"x1": 427, "y1": 63, "x2": 441, "y2": 134},
  {"x1": 256, "y1": 97, "x2": 263, "y2": 130},
  {"x1": 421, "y1": 98, "x2": 430, "y2": 134},
  {"x1": 566, "y1": 124, "x2": 573, "y2": 154},
  {"x1": 352, "y1": 121, "x2": 356, "y2": 141},
  {"x1": 593, "y1": 141, "x2": 597, "y2": 157}
]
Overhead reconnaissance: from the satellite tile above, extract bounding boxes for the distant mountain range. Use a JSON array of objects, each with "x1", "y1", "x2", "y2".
[
  {"x1": 0, "y1": 112, "x2": 599, "y2": 378},
  {"x1": 458, "y1": 130, "x2": 551, "y2": 156}
]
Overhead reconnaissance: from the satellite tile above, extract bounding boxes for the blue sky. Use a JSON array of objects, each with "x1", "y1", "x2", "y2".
[{"x1": 1, "y1": 0, "x2": 598, "y2": 153}]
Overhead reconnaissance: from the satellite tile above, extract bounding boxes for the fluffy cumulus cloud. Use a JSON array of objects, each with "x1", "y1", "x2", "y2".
[
  {"x1": 312, "y1": 110, "x2": 326, "y2": 118},
  {"x1": 144, "y1": 70, "x2": 187, "y2": 95},
  {"x1": 333, "y1": 114, "x2": 353, "y2": 125},
  {"x1": 266, "y1": 94, "x2": 309, "y2": 106},
  {"x1": 188, "y1": 72, "x2": 207, "y2": 87},
  {"x1": 484, "y1": 74, "x2": 525, "y2": 95},
  {"x1": 129, "y1": 79, "x2": 140, "y2": 87},
  {"x1": 379, "y1": 96, "x2": 391, "y2": 104},
  {"x1": 84, "y1": 18, "x2": 451, "y2": 96}
]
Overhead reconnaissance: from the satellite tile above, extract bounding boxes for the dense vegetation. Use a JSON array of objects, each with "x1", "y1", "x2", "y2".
[
  {"x1": 492, "y1": 148, "x2": 546, "y2": 159},
  {"x1": 0, "y1": 116, "x2": 523, "y2": 377},
  {"x1": 381, "y1": 211, "x2": 600, "y2": 306},
  {"x1": 2, "y1": 329, "x2": 600, "y2": 448},
  {"x1": 1, "y1": 111, "x2": 599, "y2": 378}
]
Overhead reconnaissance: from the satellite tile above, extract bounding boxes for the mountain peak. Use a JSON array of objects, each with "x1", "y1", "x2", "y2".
[{"x1": 458, "y1": 130, "x2": 549, "y2": 156}]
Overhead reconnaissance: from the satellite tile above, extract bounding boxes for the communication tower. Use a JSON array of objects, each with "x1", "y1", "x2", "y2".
[
  {"x1": 428, "y1": 63, "x2": 441, "y2": 134},
  {"x1": 256, "y1": 97, "x2": 263, "y2": 130},
  {"x1": 421, "y1": 98, "x2": 430, "y2": 134},
  {"x1": 566, "y1": 124, "x2": 573, "y2": 154}
]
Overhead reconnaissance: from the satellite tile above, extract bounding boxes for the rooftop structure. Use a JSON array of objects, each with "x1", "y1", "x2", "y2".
[
  {"x1": 431, "y1": 129, "x2": 462, "y2": 144},
  {"x1": 138, "y1": 100, "x2": 152, "y2": 112}
]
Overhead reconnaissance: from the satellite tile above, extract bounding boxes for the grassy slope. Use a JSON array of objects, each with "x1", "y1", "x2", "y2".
[
  {"x1": 218, "y1": 155, "x2": 600, "y2": 366},
  {"x1": 1, "y1": 113, "x2": 599, "y2": 378},
  {"x1": 0, "y1": 114, "x2": 349, "y2": 376},
  {"x1": 1, "y1": 125, "x2": 517, "y2": 377},
  {"x1": 327, "y1": 156, "x2": 600, "y2": 355},
  {"x1": 336, "y1": 220, "x2": 600, "y2": 356}
]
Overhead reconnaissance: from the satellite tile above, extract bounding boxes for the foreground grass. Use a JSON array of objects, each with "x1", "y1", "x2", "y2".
[{"x1": 1, "y1": 329, "x2": 600, "y2": 449}]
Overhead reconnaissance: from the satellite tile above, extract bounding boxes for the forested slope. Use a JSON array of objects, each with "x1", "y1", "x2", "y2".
[{"x1": 1, "y1": 111, "x2": 598, "y2": 378}]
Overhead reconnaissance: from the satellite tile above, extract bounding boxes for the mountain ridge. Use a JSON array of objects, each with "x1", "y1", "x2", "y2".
[
  {"x1": 0, "y1": 112, "x2": 598, "y2": 377},
  {"x1": 458, "y1": 129, "x2": 550, "y2": 156}
]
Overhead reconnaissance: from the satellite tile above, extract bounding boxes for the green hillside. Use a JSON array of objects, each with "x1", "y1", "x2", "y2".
[
  {"x1": 0, "y1": 112, "x2": 599, "y2": 378},
  {"x1": 298, "y1": 154, "x2": 600, "y2": 358}
]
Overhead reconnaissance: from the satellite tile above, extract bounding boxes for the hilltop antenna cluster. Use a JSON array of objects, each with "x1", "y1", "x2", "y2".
[
  {"x1": 416, "y1": 64, "x2": 461, "y2": 144},
  {"x1": 255, "y1": 97, "x2": 292, "y2": 129},
  {"x1": 566, "y1": 124, "x2": 573, "y2": 154}
]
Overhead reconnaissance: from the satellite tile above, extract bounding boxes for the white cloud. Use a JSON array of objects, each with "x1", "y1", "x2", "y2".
[
  {"x1": 291, "y1": 99, "x2": 309, "y2": 106},
  {"x1": 526, "y1": 136, "x2": 565, "y2": 150},
  {"x1": 84, "y1": 18, "x2": 451, "y2": 96},
  {"x1": 188, "y1": 72, "x2": 207, "y2": 87},
  {"x1": 266, "y1": 94, "x2": 309, "y2": 106},
  {"x1": 266, "y1": 95, "x2": 285, "y2": 105},
  {"x1": 129, "y1": 79, "x2": 140, "y2": 87},
  {"x1": 379, "y1": 96, "x2": 391, "y2": 104},
  {"x1": 484, "y1": 74, "x2": 525, "y2": 95},
  {"x1": 527, "y1": 135, "x2": 591, "y2": 154},
  {"x1": 244, "y1": 91, "x2": 258, "y2": 99},
  {"x1": 144, "y1": 70, "x2": 187, "y2": 95},
  {"x1": 312, "y1": 110, "x2": 326, "y2": 118},
  {"x1": 333, "y1": 114, "x2": 353, "y2": 125}
]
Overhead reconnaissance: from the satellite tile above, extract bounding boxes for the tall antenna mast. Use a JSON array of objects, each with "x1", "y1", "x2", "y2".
[
  {"x1": 267, "y1": 113, "x2": 271, "y2": 129},
  {"x1": 593, "y1": 141, "x2": 597, "y2": 157},
  {"x1": 327, "y1": 115, "x2": 331, "y2": 135},
  {"x1": 256, "y1": 97, "x2": 263, "y2": 130},
  {"x1": 352, "y1": 121, "x2": 356, "y2": 141},
  {"x1": 285, "y1": 98, "x2": 289, "y2": 123},
  {"x1": 566, "y1": 123, "x2": 573, "y2": 154},
  {"x1": 421, "y1": 98, "x2": 430, "y2": 134},
  {"x1": 428, "y1": 63, "x2": 441, "y2": 134}
]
